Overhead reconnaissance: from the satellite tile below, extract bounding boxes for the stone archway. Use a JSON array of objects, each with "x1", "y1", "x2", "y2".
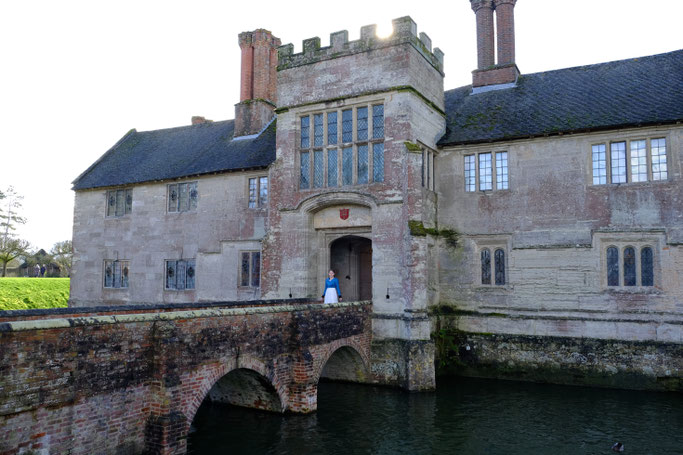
[{"x1": 330, "y1": 236, "x2": 372, "y2": 302}]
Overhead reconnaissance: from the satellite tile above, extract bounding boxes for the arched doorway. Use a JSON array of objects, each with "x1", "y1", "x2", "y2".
[{"x1": 330, "y1": 236, "x2": 372, "y2": 301}]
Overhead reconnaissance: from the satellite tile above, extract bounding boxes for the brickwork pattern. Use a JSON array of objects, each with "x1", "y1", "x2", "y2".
[{"x1": 0, "y1": 302, "x2": 372, "y2": 455}]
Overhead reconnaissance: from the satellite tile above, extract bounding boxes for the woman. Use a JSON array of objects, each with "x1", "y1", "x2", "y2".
[{"x1": 322, "y1": 269, "x2": 342, "y2": 304}]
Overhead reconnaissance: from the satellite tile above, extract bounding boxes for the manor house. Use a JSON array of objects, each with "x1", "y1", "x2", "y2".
[{"x1": 71, "y1": 0, "x2": 683, "y2": 390}]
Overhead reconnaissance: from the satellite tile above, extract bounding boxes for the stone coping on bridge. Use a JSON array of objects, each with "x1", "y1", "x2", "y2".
[
  {"x1": 0, "y1": 300, "x2": 372, "y2": 332},
  {"x1": 0, "y1": 297, "x2": 314, "y2": 320}
]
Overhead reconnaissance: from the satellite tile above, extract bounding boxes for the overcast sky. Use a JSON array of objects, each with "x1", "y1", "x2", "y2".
[{"x1": 1, "y1": 0, "x2": 681, "y2": 251}]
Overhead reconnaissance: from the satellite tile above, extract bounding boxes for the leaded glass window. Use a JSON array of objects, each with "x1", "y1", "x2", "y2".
[
  {"x1": 357, "y1": 145, "x2": 368, "y2": 184},
  {"x1": 248, "y1": 176, "x2": 268, "y2": 208},
  {"x1": 610, "y1": 142, "x2": 627, "y2": 183},
  {"x1": 630, "y1": 140, "x2": 647, "y2": 182},
  {"x1": 248, "y1": 178, "x2": 257, "y2": 208},
  {"x1": 373, "y1": 143, "x2": 384, "y2": 183},
  {"x1": 481, "y1": 249, "x2": 491, "y2": 285},
  {"x1": 104, "y1": 260, "x2": 129, "y2": 288},
  {"x1": 357, "y1": 107, "x2": 368, "y2": 141},
  {"x1": 314, "y1": 150, "x2": 324, "y2": 188},
  {"x1": 328, "y1": 149, "x2": 338, "y2": 187},
  {"x1": 240, "y1": 251, "x2": 260, "y2": 288},
  {"x1": 314, "y1": 113, "x2": 324, "y2": 147},
  {"x1": 342, "y1": 147, "x2": 353, "y2": 186},
  {"x1": 168, "y1": 182, "x2": 197, "y2": 213},
  {"x1": 607, "y1": 246, "x2": 619, "y2": 286},
  {"x1": 494, "y1": 249, "x2": 505, "y2": 285},
  {"x1": 259, "y1": 177, "x2": 268, "y2": 207},
  {"x1": 479, "y1": 153, "x2": 492, "y2": 191},
  {"x1": 342, "y1": 109, "x2": 353, "y2": 143},
  {"x1": 166, "y1": 259, "x2": 195, "y2": 290},
  {"x1": 592, "y1": 144, "x2": 607, "y2": 185},
  {"x1": 106, "y1": 189, "x2": 132, "y2": 217},
  {"x1": 623, "y1": 247, "x2": 636, "y2": 286},
  {"x1": 641, "y1": 247, "x2": 653, "y2": 287},
  {"x1": 327, "y1": 112, "x2": 337, "y2": 145},
  {"x1": 301, "y1": 116, "x2": 310, "y2": 148},
  {"x1": 372, "y1": 104, "x2": 384, "y2": 139},
  {"x1": 300, "y1": 151, "x2": 310, "y2": 189},
  {"x1": 465, "y1": 155, "x2": 476, "y2": 192},
  {"x1": 592, "y1": 138, "x2": 668, "y2": 185},
  {"x1": 496, "y1": 152, "x2": 508, "y2": 190},
  {"x1": 651, "y1": 138, "x2": 667, "y2": 180}
]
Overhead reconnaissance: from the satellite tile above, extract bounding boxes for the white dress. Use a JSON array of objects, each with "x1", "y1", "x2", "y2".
[{"x1": 324, "y1": 287, "x2": 339, "y2": 304}]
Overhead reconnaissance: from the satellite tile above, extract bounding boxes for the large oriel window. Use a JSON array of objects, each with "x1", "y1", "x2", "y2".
[
  {"x1": 299, "y1": 103, "x2": 384, "y2": 189},
  {"x1": 592, "y1": 137, "x2": 668, "y2": 185},
  {"x1": 106, "y1": 188, "x2": 132, "y2": 217}
]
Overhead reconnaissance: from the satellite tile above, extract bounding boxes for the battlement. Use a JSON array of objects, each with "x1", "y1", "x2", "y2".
[{"x1": 277, "y1": 16, "x2": 444, "y2": 75}]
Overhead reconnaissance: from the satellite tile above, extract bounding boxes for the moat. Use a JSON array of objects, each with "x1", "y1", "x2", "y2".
[{"x1": 188, "y1": 377, "x2": 683, "y2": 454}]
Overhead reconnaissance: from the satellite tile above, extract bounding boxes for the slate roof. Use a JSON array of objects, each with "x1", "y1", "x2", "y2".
[
  {"x1": 72, "y1": 119, "x2": 276, "y2": 190},
  {"x1": 438, "y1": 49, "x2": 683, "y2": 146}
]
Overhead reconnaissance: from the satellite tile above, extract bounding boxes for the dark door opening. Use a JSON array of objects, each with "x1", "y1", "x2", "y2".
[{"x1": 330, "y1": 236, "x2": 372, "y2": 301}]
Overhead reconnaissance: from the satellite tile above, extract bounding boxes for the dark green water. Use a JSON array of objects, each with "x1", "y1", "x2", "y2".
[{"x1": 188, "y1": 378, "x2": 683, "y2": 455}]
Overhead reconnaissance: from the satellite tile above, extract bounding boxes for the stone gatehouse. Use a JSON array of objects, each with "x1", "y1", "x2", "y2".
[{"x1": 70, "y1": 0, "x2": 683, "y2": 391}]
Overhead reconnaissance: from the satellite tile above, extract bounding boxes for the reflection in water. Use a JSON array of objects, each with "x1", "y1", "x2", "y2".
[{"x1": 188, "y1": 378, "x2": 683, "y2": 455}]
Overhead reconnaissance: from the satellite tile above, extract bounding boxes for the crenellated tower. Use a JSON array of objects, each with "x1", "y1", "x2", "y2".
[{"x1": 261, "y1": 17, "x2": 445, "y2": 391}]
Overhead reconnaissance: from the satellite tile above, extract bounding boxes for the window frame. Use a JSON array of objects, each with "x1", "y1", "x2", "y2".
[
  {"x1": 591, "y1": 136, "x2": 669, "y2": 186},
  {"x1": 167, "y1": 181, "x2": 198, "y2": 213},
  {"x1": 239, "y1": 250, "x2": 261, "y2": 289},
  {"x1": 475, "y1": 239, "x2": 510, "y2": 288},
  {"x1": 105, "y1": 188, "x2": 133, "y2": 218},
  {"x1": 247, "y1": 175, "x2": 268, "y2": 209},
  {"x1": 463, "y1": 149, "x2": 510, "y2": 193},
  {"x1": 601, "y1": 241, "x2": 658, "y2": 289},
  {"x1": 165, "y1": 259, "x2": 196, "y2": 291},
  {"x1": 103, "y1": 259, "x2": 130, "y2": 289},
  {"x1": 298, "y1": 101, "x2": 385, "y2": 190}
]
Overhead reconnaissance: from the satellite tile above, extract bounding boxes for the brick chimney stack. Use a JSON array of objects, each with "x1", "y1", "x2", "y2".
[
  {"x1": 234, "y1": 29, "x2": 281, "y2": 137},
  {"x1": 470, "y1": 0, "x2": 520, "y2": 90}
]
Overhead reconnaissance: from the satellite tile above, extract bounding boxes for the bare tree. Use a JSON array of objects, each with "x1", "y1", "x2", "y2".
[{"x1": 0, "y1": 186, "x2": 30, "y2": 277}]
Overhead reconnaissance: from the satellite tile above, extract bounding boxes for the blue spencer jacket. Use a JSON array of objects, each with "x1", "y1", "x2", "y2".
[{"x1": 322, "y1": 277, "x2": 342, "y2": 298}]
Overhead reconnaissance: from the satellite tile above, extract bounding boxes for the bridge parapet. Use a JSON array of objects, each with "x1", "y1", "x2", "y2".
[{"x1": 0, "y1": 301, "x2": 372, "y2": 455}]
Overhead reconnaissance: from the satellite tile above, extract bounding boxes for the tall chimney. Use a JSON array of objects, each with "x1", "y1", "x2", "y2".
[
  {"x1": 495, "y1": 0, "x2": 516, "y2": 65},
  {"x1": 470, "y1": 0, "x2": 495, "y2": 70},
  {"x1": 234, "y1": 29, "x2": 281, "y2": 137},
  {"x1": 470, "y1": 0, "x2": 520, "y2": 90}
]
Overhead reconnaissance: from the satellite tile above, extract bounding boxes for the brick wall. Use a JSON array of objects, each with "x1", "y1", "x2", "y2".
[{"x1": 0, "y1": 301, "x2": 372, "y2": 455}]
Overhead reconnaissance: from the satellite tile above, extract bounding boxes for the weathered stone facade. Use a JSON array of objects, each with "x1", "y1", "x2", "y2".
[{"x1": 68, "y1": 0, "x2": 682, "y2": 395}]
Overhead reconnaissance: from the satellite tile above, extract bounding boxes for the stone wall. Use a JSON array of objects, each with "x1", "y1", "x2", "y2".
[
  {"x1": 433, "y1": 329, "x2": 682, "y2": 391},
  {"x1": 436, "y1": 125, "x2": 683, "y2": 339},
  {"x1": 71, "y1": 171, "x2": 268, "y2": 307},
  {"x1": 0, "y1": 301, "x2": 372, "y2": 455}
]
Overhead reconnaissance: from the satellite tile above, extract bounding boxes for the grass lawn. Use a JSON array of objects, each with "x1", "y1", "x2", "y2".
[{"x1": 0, "y1": 277, "x2": 70, "y2": 311}]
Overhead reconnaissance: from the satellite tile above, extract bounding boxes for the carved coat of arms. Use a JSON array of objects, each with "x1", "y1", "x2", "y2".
[{"x1": 339, "y1": 208, "x2": 349, "y2": 220}]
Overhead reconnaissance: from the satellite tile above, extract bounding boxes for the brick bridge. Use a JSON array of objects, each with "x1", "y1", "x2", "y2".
[{"x1": 0, "y1": 300, "x2": 372, "y2": 455}]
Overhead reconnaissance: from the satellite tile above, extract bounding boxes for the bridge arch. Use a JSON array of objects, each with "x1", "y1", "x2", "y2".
[
  {"x1": 184, "y1": 355, "x2": 288, "y2": 428},
  {"x1": 314, "y1": 339, "x2": 371, "y2": 385}
]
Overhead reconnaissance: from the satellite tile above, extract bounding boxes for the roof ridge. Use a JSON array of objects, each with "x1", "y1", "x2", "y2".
[
  {"x1": 136, "y1": 118, "x2": 234, "y2": 135},
  {"x1": 445, "y1": 48, "x2": 683, "y2": 94}
]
